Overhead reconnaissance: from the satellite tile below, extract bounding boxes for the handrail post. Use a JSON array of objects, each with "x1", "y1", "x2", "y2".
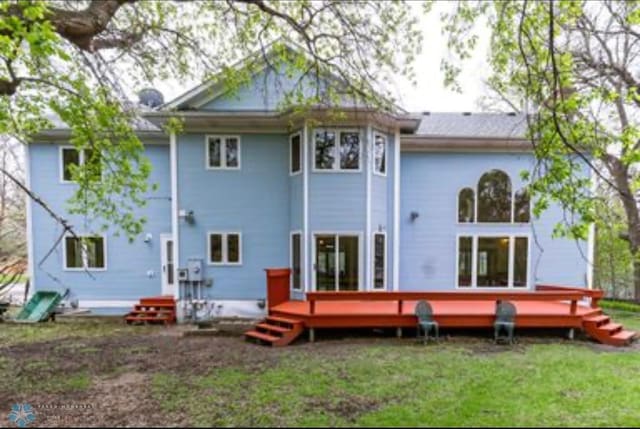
[
  {"x1": 398, "y1": 299, "x2": 403, "y2": 315},
  {"x1": 570, "y1": 299, "x2": 577, "y2": 315},
  {"x1": 310, "y1": 298, "x2": 315, "y2": 315}
]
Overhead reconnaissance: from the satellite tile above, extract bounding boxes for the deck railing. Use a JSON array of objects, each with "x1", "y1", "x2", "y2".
[
  {"x1": 306, "y1": 288, "x2": 599, "y2": 316},
  {"x1": 535, "y1": 284, "x2": 603, "y2": 308}
]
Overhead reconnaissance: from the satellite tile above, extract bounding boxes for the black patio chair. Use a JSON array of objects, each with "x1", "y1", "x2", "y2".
[
  {"x1": 494, "y1": 300, "x2": 517, "y2": 344},
  {"x1": 415, "y1": 300, "x2": 439, "y2": 343}
]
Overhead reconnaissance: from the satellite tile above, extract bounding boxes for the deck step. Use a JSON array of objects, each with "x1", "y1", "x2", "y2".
[
  {"x1": 245, "y1": 330, "x2": 280, "y2": 343},
  {"x1": 256, "y1": 323, "x2": 290, "y2": 334},
  {"x1": 598, "y1": 323, "x2": 622, "y2": 333},
  {"x1": 611, "y1": 330, "x2": 637, "y2": 344},
  {"x1": 583, "y1": 315, "x2": 610, "y2": 325},
  {"x1": 125, "y1": 296, "x2": 176, "y2": 326},
  {"x1": 265, "y1": 315, "x2": 302, "y2": 326}
]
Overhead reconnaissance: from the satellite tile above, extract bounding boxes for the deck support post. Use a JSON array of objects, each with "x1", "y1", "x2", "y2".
[
  {"x1": 309, "y1": 328, "x2": 315, "y2": 343},
  {"x1": 568, "y1": 328, "x2": 575, "y2": 340},
  {"x1": 396, "y1": 327, "x2": 402, "y2": 338}
]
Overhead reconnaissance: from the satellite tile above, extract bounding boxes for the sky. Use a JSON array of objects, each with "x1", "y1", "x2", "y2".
[{"x1": 391, "y1": 1, "x2": 492, "y2": 113}]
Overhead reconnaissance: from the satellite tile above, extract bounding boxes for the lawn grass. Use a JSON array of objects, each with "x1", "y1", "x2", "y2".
[
  {"x1": 151, "y1": 341, "x2": 640, "y2": 427},
  {"x1": 0, "y1": 316, "x2": 158, "y2": 347}
]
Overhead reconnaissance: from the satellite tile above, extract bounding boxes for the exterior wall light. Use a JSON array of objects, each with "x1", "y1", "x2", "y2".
[{"x1": 410, "y1": 211, "x2": 420, "y2": 222}]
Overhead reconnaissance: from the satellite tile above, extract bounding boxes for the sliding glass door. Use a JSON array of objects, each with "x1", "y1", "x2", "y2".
[{"x1": 315, "y1": 234, "x2": 359, "y2": 291}]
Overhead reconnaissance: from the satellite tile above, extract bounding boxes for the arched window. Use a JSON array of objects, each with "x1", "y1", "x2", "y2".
[
  {"x1": 514, "y1": 189, "x2": 531, "y2": 223},
  {"x1": 458, "y1": 188, "x2": 475, "y2": 223},
  {"x1": 477, "y1": 170, "x2": 512, "y2": 222}
]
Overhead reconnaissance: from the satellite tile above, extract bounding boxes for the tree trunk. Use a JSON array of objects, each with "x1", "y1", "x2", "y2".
[
  {"x1": 634, "y1": 257, "x2": 640, "y2": 301},
  {"x1": 606, "y1": 155, "x2": 640, "y2": 299}
]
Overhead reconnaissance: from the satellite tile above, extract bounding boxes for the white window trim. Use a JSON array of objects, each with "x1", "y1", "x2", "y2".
[
  {"x1": 455, "y1": 232, "x2": 531, "y2": 289},
  {"x1": 311, "y1": 128, "x2": 363, "y2": 173},
  {"x1": 372, "y1": 132, "x2": 388, "y2": 177},
  {"x1": 59, "y1": 146, "x2": 100, "y2": 184},
  {"x1": 455, "y1": 171, "x2": 531, "y2": 225},
  {"x1": 289, "y1": 132, "x2": 302, "y2": 176},
  {"x1": 371, "y1": 231, "x2": 387, "y2": 290},
  {"x1": 207, "y1": 231, "x2": 243, "y2": 266},
  {"x1": 311, "y1": 231, "x2": 363, "y2": 292},
  {"x1": 205, "y1": 135, "x2": 242, "y2": 170},
  {"x1": 63, "y1": 234, "x2": 108, "y2": 271},
  {"x1": 290, "y1": 230, "x2": 303, "y2": 290}
]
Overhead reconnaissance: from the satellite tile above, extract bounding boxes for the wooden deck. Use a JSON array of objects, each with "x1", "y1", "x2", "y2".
[
  {"x1": 244, "y1": 270, "x2": 636, "y2": 347},
  {"x1": 270, "y1": 299, "x2": 599, "y2": 329}
]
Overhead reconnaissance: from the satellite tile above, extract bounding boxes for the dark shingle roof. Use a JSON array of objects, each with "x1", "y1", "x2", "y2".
[{"x1": 415, "y1": 112, "x2": 528, "y2": 139}]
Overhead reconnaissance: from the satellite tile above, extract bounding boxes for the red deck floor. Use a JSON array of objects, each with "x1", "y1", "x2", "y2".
[{"x1": 271, "y1": 300, "x2": 599, "y2": 329}]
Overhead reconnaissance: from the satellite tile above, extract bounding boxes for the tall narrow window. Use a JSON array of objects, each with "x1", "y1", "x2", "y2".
[
  {"x1": 339, "y1": 131, "x2": 360, "y2": 170},
  {"x1": 314, "y1": 130, "x2": 336, "y2": 169},
  {"x1": 206, "y1": 136, "x2": 241, "y2": 169},
  {"x1": 477, "y1": 170, "x2": 512, "y2": 222},
  {"x1": 373, "y1": 233, "x2": 386, "y2": 289},
  {"x1": 208, "y1": 232, "x2": 242, "y2": 265},
  {"x1": 291, "y1": 233, "x2": 301, "y2": 290},
  {"x1": 514, "y1": 237, "x2": 528, "y2": 287},
  {"x1": 290, "y1": 133, "x2": 301, "y2": 174},
  {"x1": 64, "y1": 236, "x2": 106, "y2": 270},
  {"x1": 514, "y1": 189, "x2": 531, "y2": 223},
  {"x1": 458, "y1": 188, "x2": 475, "y2": 223},
  {"x1": 373, "y1": 133, "x2": 387, "y2": 175},
  {"x1": 458, "y1": 236, "x2": 472, "y2": 287}
]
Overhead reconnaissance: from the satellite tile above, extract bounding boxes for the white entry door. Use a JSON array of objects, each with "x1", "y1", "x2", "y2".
[{"x1": 160, "y1": 234, "x2": 176, "y2": 296}]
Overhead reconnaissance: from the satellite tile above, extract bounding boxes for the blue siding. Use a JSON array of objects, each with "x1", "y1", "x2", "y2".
[
  {"x1": 202, "y1": 68, "x2": 317, "y2": 111},
  {"x1": 399, "y1": 151, "x2": 588, "y2": 290},
  {"x1": 29, "y1": 143, "x2": 171, "y2": 302},
  {"x1": 176, "y1": 133, "x2": 289, "y2": 300}
]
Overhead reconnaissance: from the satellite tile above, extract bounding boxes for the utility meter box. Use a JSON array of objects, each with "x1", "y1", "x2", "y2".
[
  {"x1": 177, "y1": 268, "x2": 189, "y2": 282},
  {"x1": 187, "y1": 258, "x2": 204, "y2": 282}
]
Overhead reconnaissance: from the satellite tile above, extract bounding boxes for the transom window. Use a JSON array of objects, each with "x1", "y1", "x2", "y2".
[
  {"x1": 373, "y1": 133, "x2": 387, "y2": 176},
  {"x1": 64, "y1": 235, "x2": 106, "y2": 270},
  {"x1": 457, "y1": 169, "x2": 530, "y2": 223},
  {"x1": 290, "y1": 133, "x2": 302, "y2": 175},
  {"x1": 60, "y1": 147, "x2": 101, "y2": 183},
  {"x1": 208, "y1": 232, "x2": 242, "y2": 265},
  {"x1": 457, "y1": 235, "x2": 529, "y2": 288},
  {"x1": 206, "y1": 135, "x2": 240, "y2": 169},
  {"x1": 313, "y1": 129, "x2": 361, "y2": 171}
]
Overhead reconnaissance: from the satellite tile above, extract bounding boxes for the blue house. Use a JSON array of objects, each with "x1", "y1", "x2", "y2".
[{"x1": 25, "y1": 53, "x2": 593, "y2": 320}]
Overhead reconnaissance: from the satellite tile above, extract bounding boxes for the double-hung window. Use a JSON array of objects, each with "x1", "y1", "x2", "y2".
[
  {"x1": 206, "y1": 136, "x2": 241, "y2": 169},
  {"x1": 60, "y1": 147, "x2": 101, "y2": 183},
  {"x1": 64, "y1": 236, "x2": 106, "y2": 270},
  {"x1": 208, "y1": 232, "x2": 242, "y2": 265},
  {"x1": 313, "y1": 129, "x2": 361, "y2": 171}
]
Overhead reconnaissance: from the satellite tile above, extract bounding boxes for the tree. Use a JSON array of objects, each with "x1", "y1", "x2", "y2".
[
  {"x1": 0, "y1": 0, "x2": 422, "y2": 242},
  {"x1": 439, "y1": 0, "x2": 640, "y2": 298}
]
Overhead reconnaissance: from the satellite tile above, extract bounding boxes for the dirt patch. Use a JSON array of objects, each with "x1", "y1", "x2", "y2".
[{"x1": 306, "y1": 395, "x2": 381, "y2": 422}]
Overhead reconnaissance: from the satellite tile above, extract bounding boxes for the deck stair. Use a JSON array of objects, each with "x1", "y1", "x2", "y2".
[
  {"x1": 245, "y1": 315, "x2": 304, "y2": 346},
  {"x1": 582, "y1": 311, "x2": 636, "y2": 346},
  {"x1": 125, "y1": 296, "x2": 176, "y2": 325}
]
